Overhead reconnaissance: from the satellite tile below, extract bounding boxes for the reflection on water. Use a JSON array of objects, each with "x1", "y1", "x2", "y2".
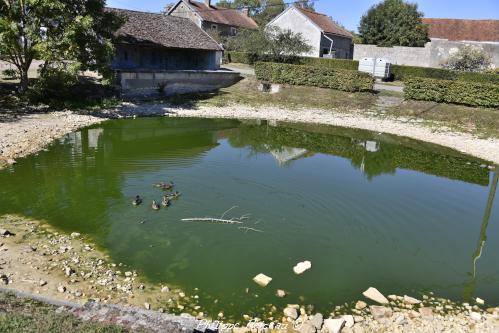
[{"x1": 0, "y1": 117, "x2": 497, "y2": 317}]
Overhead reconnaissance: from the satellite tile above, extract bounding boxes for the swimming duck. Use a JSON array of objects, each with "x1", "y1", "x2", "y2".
[
  {"x1": 164, "y1": 191, "x2": 181, "y2": 200},
  {"x1": 161, "y1": 196, "x2": 171, "y2": 207},
  {"x1": 132, "y1": 195, "x2": 143, "y2": 206},
  {"x1": 154, "y1": 182, "x2": 175, "y2": 190},
  {"x1": 151, "y1": 200, "x2": 161, "y2": 210}
]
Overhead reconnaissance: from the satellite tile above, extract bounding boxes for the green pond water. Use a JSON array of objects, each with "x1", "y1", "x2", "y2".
[{"x1": 1, "y1": 117, "x2": 498, "y2": 318}]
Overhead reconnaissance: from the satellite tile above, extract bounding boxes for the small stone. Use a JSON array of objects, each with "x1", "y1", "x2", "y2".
[
  {"x1": 0, "y1": 229, "x2": 13, "y2": 236},
  {"x1": 178, "y1": 292, "x2": 185, "y2": 298},
  {"x1": 74, "y1": 290, "x2": 83, "y2": 297},
  {"x1": 276, "y1": 289, "x2": 286, "y2": 298},
  {"x1": 419, "y1": 307, "x2": 433, "y2": 319},
  {"x1": 218, "y1": 312, "x2": 224, "y2": 318},
  {"x1": 407, "y1": 310, "x2": 420, "y2": 319},
  {"x1": 370, "y1": 306, "x2": 393, "y2": 324},
  {"x1": 161, "y1": 286, "x2": 169, "y2": 293},
  {"x1": 476, "y1": 297, "x2": 485, "y2": 305},
  {"x1": 138, "y1": 284, "x2": 145, "y2": 290},
  {"x1": 39, "y1": 280, "x2": 47, "y2": 287},
  {"x1": 57, "y1": 285, "x2": 66, "y2": 293},
  {"x1": 297, "y1": 323, "x2": 316, "y2": 333},
  {"x1": 144, "y1": 302, "x2": 151, "y2": 310},
  {"x1": 65, "y1": 267, "x2": 74, "y2": 277},
  {"x1": 355, "y1": 301, "x2": 367, "y2": 310},
  {"x1": 283, "y1": 307, "x2": 298, "y2": 319},
  {"x1": 363, "y1": 287, "x2": 389, "y2": 304},
  {"x1": 70, "y1": 232, "x2": 81, "y2": 238},
  {"x1": 323, "y1": 318, "x2": 345, "y2": 333},
  {"x1": 394, "y1": 314, "x2": 406, "y2": 325},
  {"x1": 403, "y1": 295, "x2": 421, "y2": 305},
  {"x1": 253, "y1": 273, "x2": 272, "y2": 287},
  {"x1": 310, "y1": 313, "x2": 323, "y2": 329},
  {"x1": 470, "y1": 312, "x2": 481, "y2": 321},
  {"x1": 124, "y1": 271, "x2": 132, "y2": 277},
  {"x1": 293, "y1": 261, "x2": 312, "y2": 275},
  {"x1": 353, "y1": 316, "x2": 364, "y2": 323},
  {"x1": 388, "y1": 294, "x2": 397, "y2": 301},
  {"x1": 342, "y1": 315, "x2": 354, "y2": 328},
  {"x1": 0, "y1": 275, "x2": 8, "y2": 285}
]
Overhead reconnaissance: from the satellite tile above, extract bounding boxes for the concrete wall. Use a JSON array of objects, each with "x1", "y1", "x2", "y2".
[
  {"x1": 117, "y1": 70, "x2": 241, "y2": 97},
  {"x1": 112, "y1": 45, "x2": 220, "y2": 71},
  {"x1": 268, "y1": 7, "x2": 322, "y2": 57},
  {"x1": 354, "y1": 40, "x2": 499, "y2": 68}
]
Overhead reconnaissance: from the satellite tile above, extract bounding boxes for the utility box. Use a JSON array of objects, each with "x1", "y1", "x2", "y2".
[{"x1": 358, "y1": 57, "x2": 391, "y2": 79}]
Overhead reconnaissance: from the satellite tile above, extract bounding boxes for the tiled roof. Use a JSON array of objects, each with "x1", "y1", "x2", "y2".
[
  {"x1": 107, "y1": 8, "x2": 222, "y2": 51},
  {"x1": 180, "y1": 0, "x2": 258, "y2": 29},
  {"x1": 297, "y1": 8, "x2": 352, "y2": 38},
  {"x1": 423, "y1": 18, "x2": 499, "y2": 42}
]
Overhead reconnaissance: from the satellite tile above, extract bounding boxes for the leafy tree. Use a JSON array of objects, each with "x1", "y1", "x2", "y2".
[
  {"x1": 256, "y1": 0, "x2": 285, "y2": 25},
  {"x1": 216, "y1": 0, "x2": 285, "y2": 25},
  {"x1": 225, "y1": 26, "x2": 311, "y2": 61},
  {"x1": 0, "y1": 0, "x2": 122, "y2": 93},
  {"x1": 358, "y1": 0, "x2": 428, "y2": 47},
  {"x1": 444, "y1": 45, "x2": 492, "y2": 72},
  {"x1": 294, "y1": 0, "x2": 314, "y2": 11}
]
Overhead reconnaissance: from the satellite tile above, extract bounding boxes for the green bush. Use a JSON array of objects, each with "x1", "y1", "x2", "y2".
[
  {"x1": 404, "y1": 77, "x2": 499, "y2": 108},
  {"x1": 255, "y1": 62, "x2": 374, "y2": 92},
  {"x1": 298, "y1": 57, "x2": 359, "y2": 71},
  {"x1": 391, "y1": 65, "x2": 499, "y2": 84}
]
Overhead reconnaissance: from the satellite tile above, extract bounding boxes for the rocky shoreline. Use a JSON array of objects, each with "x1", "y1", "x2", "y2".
[{"x1": 2, "y1": 214, "x2": 499, "y2": 332}]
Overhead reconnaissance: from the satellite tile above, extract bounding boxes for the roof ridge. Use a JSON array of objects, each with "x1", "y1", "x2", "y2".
[{"x1": 424, "y1": 18, "x2": 499, "y2": 22}]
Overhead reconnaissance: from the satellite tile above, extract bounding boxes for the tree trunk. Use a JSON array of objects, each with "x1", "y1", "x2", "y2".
[{"x1": 18, "y1": 69, "x2": 29, "y2": 94}]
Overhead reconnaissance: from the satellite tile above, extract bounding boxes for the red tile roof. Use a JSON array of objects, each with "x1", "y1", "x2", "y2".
[
  {"x1": 423, "y1": 18, "x2": 499, "y2": 42},
  {"x1": 183, "y1": 0, "x2": 258, "y2": 30},
  {"x1": 296, "y1": 8, "x2": 352, "y2": 39}
]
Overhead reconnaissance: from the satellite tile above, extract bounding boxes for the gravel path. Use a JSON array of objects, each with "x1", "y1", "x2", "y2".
[{"x1": 0, "y1": 111, "x2": 104, "y2": 166}]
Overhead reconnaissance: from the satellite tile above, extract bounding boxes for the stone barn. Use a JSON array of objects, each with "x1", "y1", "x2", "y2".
[{"x1": 108, "y1": 8, "x2": 240, "y2": 96}]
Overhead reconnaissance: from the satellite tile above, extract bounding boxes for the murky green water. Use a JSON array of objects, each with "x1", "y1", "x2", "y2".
[{"x1": 1, "y1": 117, "x2": 498, "y2": 318}]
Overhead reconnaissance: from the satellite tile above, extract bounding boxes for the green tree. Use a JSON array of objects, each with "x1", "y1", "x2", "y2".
[
  {"x1": 444, "y1": 45, "x2": 492, "y2": 72},
  {"x1": 0, "y1": 0, "x2": 122, "y2": 93},
  {"x1": 216, "y1": 0, "x2": 285, "y2": 25},
  {"x1": 225, "y1": 26, "x2": 310, "y2": 61},
  {"x1": 294, "y1": 0, "x2": 314, "y2": 11},
  {"x1": 256, "y1": 0, "x2": 285, "y2": 25},
  {"x1": 358, "y1": 0, "x2": 428, "y2": 47}
]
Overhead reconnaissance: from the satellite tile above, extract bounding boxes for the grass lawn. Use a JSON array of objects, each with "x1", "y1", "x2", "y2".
[{"x1": 0, "y1": 292, "x2": 136, "y2": 333}]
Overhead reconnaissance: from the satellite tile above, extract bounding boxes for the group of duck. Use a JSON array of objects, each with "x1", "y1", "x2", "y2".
[{"x1": 132, "y1": 181, "x2": 181, "y2": 210}]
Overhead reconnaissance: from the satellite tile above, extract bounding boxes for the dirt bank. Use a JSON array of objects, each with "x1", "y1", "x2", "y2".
[{"x1": 0, "y1": 111, "x2": 104, "y2": 167}]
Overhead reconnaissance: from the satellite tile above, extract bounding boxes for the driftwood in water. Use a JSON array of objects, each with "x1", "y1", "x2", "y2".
[{"x1": 181, "y1": 218, "x2": 244, "y2": 224}]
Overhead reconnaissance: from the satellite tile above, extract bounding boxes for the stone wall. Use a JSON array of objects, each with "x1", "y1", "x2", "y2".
[
  {"x1": 354, "y1": 40, "x2": 499, "y2": 68},
  {"x1": 117, "y1": 70, "x2": 241, "y2": 97}
]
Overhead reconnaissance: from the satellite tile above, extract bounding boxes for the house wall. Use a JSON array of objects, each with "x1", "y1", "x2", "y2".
[
  {"x1": 268, "y1": 7, "x2": 322, "y2": 57},
  {"x1": 169, "y1": 1, "x2": 202, "y2": 27},
  {"x1": 112, "y1": 45, "x2": 220, "y2": 71},
  {"x1": 201, "y1": 21, "x2": 237, "y2": 37},
  {"x1": 117, "y1": 70, "x2": 241, "y2": 97},
  {"x1": 320, "y1": 33, "x2": 353, "y2": 59},
  {"x1": 354, "y1": 40, "x2": 499, "y2": 68}
]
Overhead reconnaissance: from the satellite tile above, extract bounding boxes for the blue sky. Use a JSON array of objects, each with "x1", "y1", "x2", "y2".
[{"x1": 107, "y1": 0, "x2": 499, "y2": 32}]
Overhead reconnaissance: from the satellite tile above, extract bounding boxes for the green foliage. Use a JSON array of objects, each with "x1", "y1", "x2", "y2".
[
  {"x1": 216, "y1": 0, "x2": 285, "y2": 25},
  {"x1": 444, "y1": 45, "x2": 492, "y2": 72},
  {"x1": 225, "y1": 26, "x2": 311, "y2": 61},
  {"x1": 404, "y1": 77, "x2": 499, "y2": 108},
  {"x1": 0, "y1": 0, "x2": 123, "y2": 93},
  {"x1": 255, "y1": 62, "x2": 374, "y2": 92},
  {"x1": 359, "y1": 0, "x2": 428, "y2": 47},
  {"x1": 391, "y1": 65, "x2": 499, "y2": 84},
  {"x1": 299, "y1": 57, "x2": 359, "y2": 70},
  {"x1": 1, "y1": 68, "x2": 19, "y2": 80}
]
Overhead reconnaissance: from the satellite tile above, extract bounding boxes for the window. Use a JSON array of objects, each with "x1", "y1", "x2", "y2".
[
  {"x1": 211, "y1": 24, "x2": 218, "y2": 30},
  {"x1": 230, "y1": 27, "x2": 237, "y2": 36}
]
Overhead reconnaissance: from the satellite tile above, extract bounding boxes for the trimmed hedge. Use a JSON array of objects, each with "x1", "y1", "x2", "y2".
[
  {"x1": 226, "y1": 51, "x2": 498, "y2": 85},
  {"x1": 404, "y1": 77, "x2": 499, "y2": 108},
  {"x1": 255, "y1": 62, "x2": 374, "y2": 92}
]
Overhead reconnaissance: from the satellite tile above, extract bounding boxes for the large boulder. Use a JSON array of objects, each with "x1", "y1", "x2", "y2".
[
  {"x1": 323, "y1": 319, "x2": 345, "y2": 333},
  {"x1": 362, "y1": 287, "x2": 389, "y2": 304}
]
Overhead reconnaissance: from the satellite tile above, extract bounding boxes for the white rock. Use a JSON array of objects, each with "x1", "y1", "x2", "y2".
[
  {"x1": 342, "y1": 315, "x2": 354, "y2": 328},
  {"x1": 39, "y1": 280, "x2": 47, "y2": 287},
  {"x1": 403, "y1": 295, "x2": 421, "y2": 305},
  {"x1": 144, "y1": 302, "x2": 151, "y2": 310},
  {"x1": 363, "y1": 287, "x2": 389, "y2": 304},
  {"x1": 70, "y1": 232, "x2": 81, "y2": 238},
  {"x1": 253, "y1": 273, "x2": 272, "y2": 287},
  {"x1": 476, "y1": 297, "x2": 485, "y2": 305},
  {"x1": 161, "y1": 286, "x2": 170, "y2": 293},
  {"x1": 470, "y1": 312, "x2": 482, "y2": 321},
  {"x1": 283, "y1": 307, "x2": 298, "y2": 319},
  {"x1": 310, "y1": 313, "x2": 323, "y2": 329},
  {"x1": 355, "y1": 300, "x2": 367, "y2": 310},
  {"x1": 276, "y1": 289, "x2": 286, "y2": 297},
  {"x1": 57, "y1": 285, "x2": 66, "y2": 293},
  {"x1": 293, "y1": 261, "x2": 312, "y2": 275},
  {"x1": 323, "y1": 318, "x2": 345, "y2": 333},
  {"x1": 124, "y1": 271, "x2": 132, "y2": 277}
]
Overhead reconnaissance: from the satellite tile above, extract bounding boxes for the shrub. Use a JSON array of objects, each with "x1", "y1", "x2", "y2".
[
  {"x1": 1, "y1": 69, "x2": 19, "y2": 80},
  {"x1": 443, "y1": 45, "x2": 492, "y2": 72},
  {"x1": 255, "y1": 62, "x2": 374, "y2": 92},
  {"x1": 404, "y1": 77, "x2": 499, "y2": 108},
  {"x1": 391, "y1": 64, "x2": 499, "y2": 84},
  {"x1": 298, "y1": 58, "x2": 359, "y2": 71}
]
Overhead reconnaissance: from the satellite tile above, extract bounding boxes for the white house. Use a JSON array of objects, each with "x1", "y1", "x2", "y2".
[{"x1": 267, "y1": 6, "x2": 353, "y2": 59}]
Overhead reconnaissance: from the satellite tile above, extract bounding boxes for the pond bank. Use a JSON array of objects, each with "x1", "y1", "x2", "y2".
[{"x1": 2, "y1": 214, "x2": 499, "y2": 332}]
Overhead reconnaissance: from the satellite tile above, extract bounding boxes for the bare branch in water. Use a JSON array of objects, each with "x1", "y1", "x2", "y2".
[
  {"x1": 181, "y1": 218, "x2": 244, "y2": 224},
  {"x1": 220, "y1": 206, "x2": 238, "y2": 219},
  {"x1": 238, "y1": 226, "x2": 264, "y2": 233}
]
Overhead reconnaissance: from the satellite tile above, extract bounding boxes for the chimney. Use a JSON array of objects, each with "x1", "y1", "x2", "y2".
[{"x1": 205, "y1": 0, "x2": 211, "y2": 7}]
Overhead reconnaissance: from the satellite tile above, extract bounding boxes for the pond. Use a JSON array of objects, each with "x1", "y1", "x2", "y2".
[{"x1": 0, "y1": 117, "x2": 498, "y2": 319}]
